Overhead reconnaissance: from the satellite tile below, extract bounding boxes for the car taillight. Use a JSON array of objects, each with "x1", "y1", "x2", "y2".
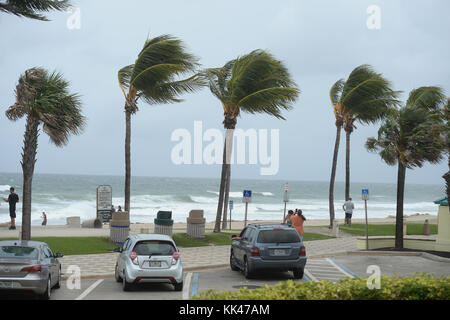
[
  {"x1": 172, "y1": 252, "x2": 180, "y2": 265},
  {"x1": 250, "y1": 246, "x2": 260, "y2": 257},
  {"x1": 299, "y1": 246, "x2": 306, "y2": 257},
  {"x1": 21, "y1": 265, "x2": 42, "y2": 273},
  {"x1": 129, "y1": 252, "x2": 139, "y2": 265}
]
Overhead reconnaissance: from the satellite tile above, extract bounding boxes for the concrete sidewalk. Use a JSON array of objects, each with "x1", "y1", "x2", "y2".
[{"x1": 60, "y1": 237, "x2": 358, "y2": 279}]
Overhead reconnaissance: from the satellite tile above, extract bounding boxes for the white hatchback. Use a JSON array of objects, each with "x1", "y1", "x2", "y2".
[{"x1": 114, "y1": 234, "x2": 183, "y2": 291}]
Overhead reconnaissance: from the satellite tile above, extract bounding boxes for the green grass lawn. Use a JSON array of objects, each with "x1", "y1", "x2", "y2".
[
  {"x1": 172, "y1": 232, "x2": 334, "y2": 247},
  {"x1": 339, "y1": 224, "x2": 437, "y2": 236},
  {"x1": 0, "y1": 231, "x2": 335, "y2": 255},
  {"x1": 0, "y1": 237, "x2": 117, "y2": 256}
]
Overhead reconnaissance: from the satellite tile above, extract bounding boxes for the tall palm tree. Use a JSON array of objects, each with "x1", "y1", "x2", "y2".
[
  {"x1": 366, "y1": 86, "x2": 446, "y2": 249},
  {"x1": 5, "y1": 67, "x2": 85, "y2": 240},
  {"x1": 118, "y1": 35, "x2": 204, "y2": 213},
  {"x1": 0, "y1": 0, "x2": 70, "y2": 21},
  {"x1": 202, "y1": 50, "x2": 300, "y2": 232},
  {"x1": 328, "y1": 79, "x2": 345, "y2": 228},
  {"x1": 336, "y1": 65, "x2": 400, "y2": 201},
  {"x1": 442, "y1": 98, "x2": 450, "y2": 201}
]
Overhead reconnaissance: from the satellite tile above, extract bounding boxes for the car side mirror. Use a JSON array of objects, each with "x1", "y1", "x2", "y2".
[
  {"x1": 55, "y1": 253, "x2": 64, "y2": 258},
  {"x1": 113, "y1": 247, "x2": 122, "y2": 253}
]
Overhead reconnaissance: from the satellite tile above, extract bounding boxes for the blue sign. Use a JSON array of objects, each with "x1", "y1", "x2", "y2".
[
  {"x1": 243, "y1": 190, "x2": 252, "y2": 198},
  {"x1": 229, "y1": 200, "x2": 234, "y2": 209},
  {"x1": 362, "y1": 189, "x2": 369, "y2": 194}
]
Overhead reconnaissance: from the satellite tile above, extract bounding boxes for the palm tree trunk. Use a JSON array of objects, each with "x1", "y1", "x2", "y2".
[
  {"x1": 329, "y1": 124, "x2": 342, "y2": 228},
  {"x1": 345, "y1": 130, "x2": 351, "y2": 201},
  {"x1": 214, "y1": 142, "x2": 227, "y2": 233},
  {"x1": 222, "y1": 164, "x2": 230, "y2": 229},
  {"x1": 395, "y1": 161, "x2": 406, "y2": 250},
  {"x1": 21, "y1": 116, "x2": 39, "y2": 240},
  {"x1": 124, "y1": 109, "x2": 131, "y2": 213}
]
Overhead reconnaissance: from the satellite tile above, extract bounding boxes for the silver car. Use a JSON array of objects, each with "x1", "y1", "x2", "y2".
[
  {"x1": 114, "y1": 234, "x2": 183, "y2": 292},
  {"x1": 0, "y1": 240, "x2": 63, "y2": 300}
]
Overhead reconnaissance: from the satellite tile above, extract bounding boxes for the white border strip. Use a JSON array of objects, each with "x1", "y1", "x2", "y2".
[
  {"x1": 326, "y1": 258, "x2": 354, "y2": 278},
  {"x1": 183, "y1": 272, "x2": 193, "y2": 300},
  {"x1": 304, "y1": 269, "x2": 318, "y2": 282},
  {"x1": 75, "y1": 279, "x2": 104, "y2": 300}
]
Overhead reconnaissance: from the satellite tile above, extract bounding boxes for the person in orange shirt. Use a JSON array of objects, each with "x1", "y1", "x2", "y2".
[{"x1": 290, "y1": 209, "x2": 306, "y2": 235}]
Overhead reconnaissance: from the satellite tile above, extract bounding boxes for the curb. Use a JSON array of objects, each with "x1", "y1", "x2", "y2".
[{"x1": 347, "y1": 250, "x2": 450, "y2": 263}]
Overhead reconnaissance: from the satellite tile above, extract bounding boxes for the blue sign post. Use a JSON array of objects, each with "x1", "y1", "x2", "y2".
[
  {"x1": 243, "y1": 190, "x2": 252, "y2": 226},
  {"x1": 229, "y1": 200, "x2": 233, "y2": 230},
  {"x1": 362, "y1": 188, "x2": 369, "y2": 249}
]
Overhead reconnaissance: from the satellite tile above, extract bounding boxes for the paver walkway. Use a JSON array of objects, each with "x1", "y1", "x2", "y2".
[{"x1": 60, "y1": 237, "x2": 358, "y2": 278}]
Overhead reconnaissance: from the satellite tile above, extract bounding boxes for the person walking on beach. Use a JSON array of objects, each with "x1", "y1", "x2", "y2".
[
  {"x1": 41, "y1": 212, "x2": 47, "y2": 226},
  {"x1": 117, "y1": 205, "x2": 122, "y2": 212},
  {"x1": 3, "y1": 187, "x2": 19, "y2": 230},
  {"x1": 342, "y1": 198, "x2": 354, "y2": 225}
]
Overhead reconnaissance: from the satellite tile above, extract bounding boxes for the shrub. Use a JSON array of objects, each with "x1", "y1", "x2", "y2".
[{"x1": 191, "y1": 275, "x2": 450, "y2": 300}]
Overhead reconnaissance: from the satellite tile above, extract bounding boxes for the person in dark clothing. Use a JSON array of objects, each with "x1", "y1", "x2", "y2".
[{"x1": 3, "y1": 187, "x2": 19, "y2": 230}]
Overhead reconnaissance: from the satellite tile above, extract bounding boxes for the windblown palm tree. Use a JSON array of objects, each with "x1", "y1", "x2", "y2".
[
  {"x1": 366, "y1": 86, "x2": 446, "y2": 249},
  {"x1": 118, "y1": 35, "x2": 204, "y2": 213},
  {"x1": 333, "y1": 65, "x2": 400, "y2": 202},
  {"x1": 5, "y1": 67, "x2": 85, "y2": 240},
  {"x1": 202, "y1": 50, "x2": 300, "y2": 232},
  {"x1": 328, "y1": 79, "x2": 345, "y2": 228},
  {"x1": 0, "y1": 0, "x2": 70, "y2": 21},
  {"x1": 442, "y1": 98, "x2": 450, "y2": 201}
]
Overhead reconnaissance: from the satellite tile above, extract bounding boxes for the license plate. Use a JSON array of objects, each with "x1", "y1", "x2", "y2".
[
  {"x1": 0, "y1": 281, "x2": 13, "y2": 289},
  {"x1": 273, "y1": 249, "x2": 286, "y2": 256},
  {"x1": 148, "y1": 261, "x2": 161, "y2": 268}
]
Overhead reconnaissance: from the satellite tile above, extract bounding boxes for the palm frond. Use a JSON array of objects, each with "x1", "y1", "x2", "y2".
[{"x1": 0, "y1": 0, "x2": 70, "y2": 21}]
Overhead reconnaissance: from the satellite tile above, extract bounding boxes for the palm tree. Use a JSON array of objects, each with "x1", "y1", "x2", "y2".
[
  {"x1": 0, "y1": 0, "x2": 70, "y2": 21},
  {"x1": 442, "y1": 98, "x2": 450, "y2": 201},
  {"x1": 336, "y1": 65, "x2": 400, "y2": 201},
  {"x1": 202, "y1": 50, "x2": 300, "y2": 232},
  {"x1": 5, "y1": 67, "x2": 85, "y2": 240},
  {"x1": 366, "y1": 86, "x2": 446, "y2": 249},
  {"x1": 328, "y1": 79, "x2": 345, "y2": 228},
  {"x1": 118, "y1": 35, "x2": 204, "y2": 213}
]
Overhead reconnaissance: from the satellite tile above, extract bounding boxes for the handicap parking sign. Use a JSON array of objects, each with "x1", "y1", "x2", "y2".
[
  {"x1": 243, "y1": 190, "x2": 252, "y2": 203},
  {"x1": 362, "y1": 189, "x2": 369, "y2": 200}
]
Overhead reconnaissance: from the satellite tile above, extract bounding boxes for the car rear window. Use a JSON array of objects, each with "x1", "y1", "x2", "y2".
[
  {"x1": 133, "y1": 241, "x2": 176, "y2": 256},
  {"x1": 257, "y1": 230, "x2": 300, "y2": 243},
  {"x1": 0, "y1": 246, "x2": 39, "y2": 259}
]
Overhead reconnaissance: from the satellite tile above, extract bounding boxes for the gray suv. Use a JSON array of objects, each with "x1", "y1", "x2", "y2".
[{"x1": 230, "y1": 224, "x2": 306, "y2": 279}]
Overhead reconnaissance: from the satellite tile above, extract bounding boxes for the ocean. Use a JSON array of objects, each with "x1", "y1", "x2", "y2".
[{"x1": 0, "y1": 172, "x2": 445, "y2": 226}]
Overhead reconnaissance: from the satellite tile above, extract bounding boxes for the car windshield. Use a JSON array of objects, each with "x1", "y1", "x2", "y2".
[
  {"x1": 133, "y1": 241, "x2": 176, "y2": 256},
  {"x1": 0, "y1": 246, "x2": 39, "y2": 259},
  {"x1": 257, "y1": 230, "x2": 300, "y2": 243}
]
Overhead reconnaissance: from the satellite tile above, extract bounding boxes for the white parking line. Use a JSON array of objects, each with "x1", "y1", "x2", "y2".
[
  {"x1": 326, "y1": 258, "x2": 355, "y2": 278},
  {"x1": 305, "y1": 258, "x2": 355, "y2": 283},
  {"x1": 183, "y1": 272, "x2": 193, "y2": 300},
  {"x1": 74, "y1": 279, "x2": 104, "y2": 300}
]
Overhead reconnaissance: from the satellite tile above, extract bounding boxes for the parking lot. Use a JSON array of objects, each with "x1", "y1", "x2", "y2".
[{"x1": 1, "y1": 253, "x2": 448, "y2": 300}]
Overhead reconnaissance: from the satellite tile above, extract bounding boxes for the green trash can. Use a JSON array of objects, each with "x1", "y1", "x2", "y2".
[{"x1": 154, "y1": 211, "x2": 174, "y2": 236}]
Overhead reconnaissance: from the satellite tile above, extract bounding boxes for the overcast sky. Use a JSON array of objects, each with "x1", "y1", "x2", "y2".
[{"x1": 0, "y1": 0, "x2": 448, "y2": 185}]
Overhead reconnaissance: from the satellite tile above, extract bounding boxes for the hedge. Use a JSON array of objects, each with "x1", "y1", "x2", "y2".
[{"x1": 191, "y1": 275, "x2": 450, "y2": 300}]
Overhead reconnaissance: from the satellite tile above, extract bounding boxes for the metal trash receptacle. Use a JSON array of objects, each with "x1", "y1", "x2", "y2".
[
  {"x1": 110, "y1": 211, "x2": 130, "y2": 245},
  {"x1": 187, "y1": 210, "x2": 206, "y2": 239},
  {"x1": 154, "y1": 211, "x2": 174, "y2": 236}
]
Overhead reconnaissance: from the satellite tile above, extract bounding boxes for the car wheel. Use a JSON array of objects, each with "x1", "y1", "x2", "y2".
[
  {"x1": 174, "y1": 281, "x2": 183, "y2": 292},
  {"x1": 122, "y1": 270, "x2": 133, "y2": 292},
  {"x1": 243, "y1": 257, "x2": 254, "y2": 279},
  {"x1": 54, "y1": 268, "x2": 61, "y2": 289},
  {"x1": 39, "y1": 277, "x2": 51, "y2": 300},
  {"x1": 115, "y1": 264, "x2": 122, "y2": 283},
  {"x1": 293, "y1": 268, "x2": 304, "y2": 279},
  {"x1": 230, "y1": 251, "x2": 240, "y2": 271}
]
